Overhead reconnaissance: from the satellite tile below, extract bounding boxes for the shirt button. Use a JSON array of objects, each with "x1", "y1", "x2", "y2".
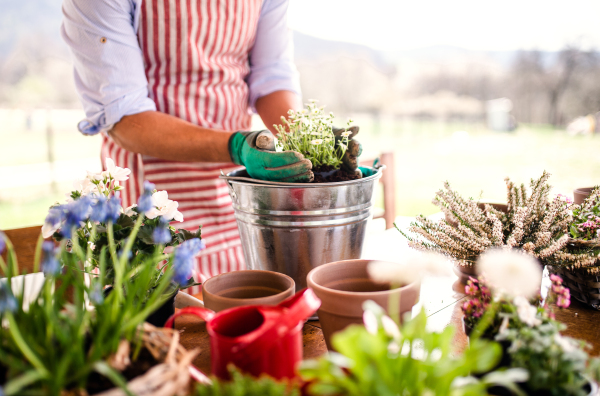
[{"x1": 100, "y1": 37, "x2": 107, "y2": 43}]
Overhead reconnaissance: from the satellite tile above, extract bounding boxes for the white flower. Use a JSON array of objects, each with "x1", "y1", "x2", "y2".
[
  {"x1": 553, "y1": 333, "x2": 576, "y2": 353},
  {"x1": 513, "y1": 296, "x2": 541, "y2": 327},
  {"x1": 124, "y1": 204, "x2": 137, "y2": 216},
  {"x1": 86, "y1": 171, "x2": 104, "y2": 182},
  {"x1": 341, "y1": 131, "x2": 352, "y2": 138},
  {"x1": 311, "y1": 139, "x2": 323, "y2": 145},
  {"x1": 145, "y1": 191, "x2": 184, "y2": 222},
  {"x1": 368, "y1": 252, "x2": 450, "y2": 286},
  {"x1": 104, "y1": 158, "x2": 131, "y2": 182},
  {"x1": 381, "y1": 315, "x2": 401, "y2": 340},
  {"x1": 499, "y1": 316, "x2": 510, "y2": 333},
  {"x1": 477, "y1": 249, "x2": 542, "y2": 299},
  {"x1": 368, "y1": 261, "x2": 419, "y2": 285},
  {"x1": 42, "y1": 222, "x2": 60, "y2": 239},
  {"x1": 67, "y1": 177, "x2": 99, "y2": 202},
  {"x1": 363, "y1": 310, "x2": 378, "y2": 335}
]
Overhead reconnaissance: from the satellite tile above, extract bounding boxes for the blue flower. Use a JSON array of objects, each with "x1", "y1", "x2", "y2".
[
  {"x1": 152, "y1": 217, "x2": 172, "y2": 244},
  {"x1": 89, "y1": 282, "x2": 104, "y2": 305},
  {"x1": 172, "y1": 239, "x2": 205, "y2": 284},
  {"x1": 0, "y1": 282, "x2": 17, "y2": 314},
  {"x1": 41, "y1": 241, "x2": 61, "y2": 276},
  {"x1": 61, "y1": 196, "x2": 92, "y2": 238},
  {"x1": 0, "y1": 231, "x2": 6, "y2": 254},
  {"x1": 105, "y1": 196, "x2": 122, "y2": 223},
  {"x1": 43, "y1": 206, "x2": 66, "y2": 238},
  {"x1": 89, "y1": 194, "x2": 108, "y2": 223},
  {"x1": 137, "y1": 181, "x2": 155, "y2": 214}
]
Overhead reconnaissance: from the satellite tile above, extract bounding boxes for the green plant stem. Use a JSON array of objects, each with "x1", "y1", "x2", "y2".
[
  {"x1": 85, "y1": 223, "x2": 97, "y2": 267},
  {"x1": 389, "y1": 282, "x2": 401, "y2": 325},
  {"x1": 5, "y1": 312, "x2": 50, "y2": 378},
  {"x1": 471, "y1": 299, "x2": 500, "y2": 340},
  {"x1": 3, "y1": 370, "x2": 47, "y2": 395},
  {"x1": 120, "y1": 215, "x2": 145, "y2": 268},
  {"x1": 32, "y1": 233, "x2": 44, "y2": 274}
]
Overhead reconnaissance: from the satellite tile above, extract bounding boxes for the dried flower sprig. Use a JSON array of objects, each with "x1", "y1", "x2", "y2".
[{"x1": 398, "y1": 171, "x2": 571, "y2": 268}]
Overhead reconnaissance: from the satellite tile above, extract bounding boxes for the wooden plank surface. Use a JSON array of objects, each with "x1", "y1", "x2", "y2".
[
  {"x1": 1, "y1": 225, "x2": 42, "y2": 275},
  {"x1": 176, "y1": 272, "x2": 600, "y2": 376}
]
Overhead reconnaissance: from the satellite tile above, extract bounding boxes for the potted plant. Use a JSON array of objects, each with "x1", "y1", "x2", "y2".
[
  {"x1": 545, "y1": 187, "x2": 600, "y2": 309},
  {"x1": 0, "y1": 222, "x2": 199, "y2": 395},
  {"x1": 41, "y1": 158, "x2": 204, "y2": 325},
  {"x1": 299, "y1": 301, "x2": 526, "y2": 395},
  {"x1": 398, "y1": 171, "x2": 571, "y2": 281},
  {"x1": 195, "y1": 367, "x2": 300, "y2": 396},
  {"x1": 220, "y1": 101, "x2": 383, "y2": 290},
  {"x1": 463, "y1": 249, "x2": 600, "y2": 396},
  {"x1": 274, "y1": 101, "x2": 360, "y2": 182},
  {"x1": 573, "y1": 187, "x2": 598, "y2": 205},
  {"x1": 299, "y1": 250, "x2": 526, "y2": 395}
]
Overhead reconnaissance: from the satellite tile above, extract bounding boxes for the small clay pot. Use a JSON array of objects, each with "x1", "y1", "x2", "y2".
[
  {"x1": 453, "y1": 263, "x2": 477, "y2": 284},
  {"x1": 202, "y1": 270, "x2": 295, "y2": 312},
  {"x1": 307, "y1": 259, "x2": 420, "y2": 350},
  {"x1": 573, "y1": 187, "x2": 596, "y2": 205}
]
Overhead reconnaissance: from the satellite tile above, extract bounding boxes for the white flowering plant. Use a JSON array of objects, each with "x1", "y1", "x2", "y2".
[
  {"x1": 42, "y1": 158, "x2": 204, "y2": 292},
  {"x1": 463, "y1": 249, "x2": 600, "y2": 395},
  {"x1": 274, "y1": 100, "x2": 352, "y2": 169},
  {"x1": 399, "y1": 171, "x2": 572, "y2": 269},
  {"x1": 0, "y1": 227, "x2": 185, "y2": 395}
]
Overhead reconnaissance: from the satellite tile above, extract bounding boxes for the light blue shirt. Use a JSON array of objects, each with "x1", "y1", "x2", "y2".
[{"x1": 61, "y1": 0, "x2": 301, "y2": 135}]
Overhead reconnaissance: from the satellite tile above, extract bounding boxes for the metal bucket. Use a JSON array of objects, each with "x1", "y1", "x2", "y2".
[{"x1": 220, "y1": 167, "x2": 383, "y2": 291}]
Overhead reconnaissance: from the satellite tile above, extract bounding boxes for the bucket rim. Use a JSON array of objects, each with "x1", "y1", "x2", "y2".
[{"x1": 219, "y1": 165, "x2": 383, "y2": 188}]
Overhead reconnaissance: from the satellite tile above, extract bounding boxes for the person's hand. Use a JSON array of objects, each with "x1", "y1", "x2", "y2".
[
  {"x1": 333, "y1": 126, "x2": 363, "y2": 177},
  {"x1": 228, "y1": 130, "x2": 314, "y2": 182}
]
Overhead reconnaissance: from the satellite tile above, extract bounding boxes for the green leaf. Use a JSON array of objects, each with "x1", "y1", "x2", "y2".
[
  {"x1": 92, "y1": 361, "x2": 135, "y2": 396},
  {"x1": 176, "y1": 226, "x2": 203, "y2": 243},
  {"x1": 137, "y1": 224, "x2": 156, "y2": 245},
  {"x1": 117, "y1": 214, "x2": 135, "y2": 228}
]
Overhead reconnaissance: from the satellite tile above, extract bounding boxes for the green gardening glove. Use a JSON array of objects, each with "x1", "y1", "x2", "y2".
[{"x1": 228, "y1": 130, "x2": 314, "y2": 182}]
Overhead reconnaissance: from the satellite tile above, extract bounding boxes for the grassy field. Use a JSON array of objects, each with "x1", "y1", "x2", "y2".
[
  {"x1": 356, "y1": 117, "x2": 600, "y2": 218},
  {"x1": 1, "y1": 111, "x2": 600, "y2": 229}
]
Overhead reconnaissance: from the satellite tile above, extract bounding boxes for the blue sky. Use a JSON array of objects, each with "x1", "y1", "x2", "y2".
[{"x1": 288, "y1": 0, "x2": 600, "y2": 51}]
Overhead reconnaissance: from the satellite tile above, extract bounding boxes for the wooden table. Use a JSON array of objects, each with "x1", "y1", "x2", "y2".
[{"x1": 176, "y1": 226, "x2": 600, "y2": 376}]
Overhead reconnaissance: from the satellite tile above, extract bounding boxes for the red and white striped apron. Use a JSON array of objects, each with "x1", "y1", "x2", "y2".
[{"x1": 101, "y1": 0, "x2": 264, "y2": 293}]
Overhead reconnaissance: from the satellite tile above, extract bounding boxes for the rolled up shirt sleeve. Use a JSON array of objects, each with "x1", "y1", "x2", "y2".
[
  {"x1": 247, "y1": 0, "x2": 301, "y2": 112},
  {"x1": 61, "y1": 0, "x2": 155, "y2": 135}
]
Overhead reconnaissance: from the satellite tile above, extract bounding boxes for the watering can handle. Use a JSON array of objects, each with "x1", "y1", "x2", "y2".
[{"x1": 164, "y1": 306, "x2": 215, "y2": 328}]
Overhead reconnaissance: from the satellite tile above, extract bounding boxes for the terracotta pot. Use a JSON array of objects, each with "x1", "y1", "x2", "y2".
[
  {"x1": 202, "y1": 270, "x2": 295, "y2": 312},
  {"x1": 573, "y1": 187, "x2": 596, "y2": 205},
  {"x1": 452, "y1": 263, "x2": 477, "y2": 284},
  {"x1": 306, "y1": 259, "x2": 420, "y2": 350}
]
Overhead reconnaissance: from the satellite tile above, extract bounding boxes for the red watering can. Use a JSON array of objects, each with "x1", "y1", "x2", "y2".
[{"x1": 166, "y1": 288, "x2": 321, "y2": 380}]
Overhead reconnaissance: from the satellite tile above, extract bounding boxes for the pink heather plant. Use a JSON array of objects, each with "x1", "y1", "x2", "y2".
[
  {"x1": 462, "y1": 274, "x2": 570, "y2": 332},
  {"x1": 547, "y1": 274, "x2": 571, "y2": 310}
]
